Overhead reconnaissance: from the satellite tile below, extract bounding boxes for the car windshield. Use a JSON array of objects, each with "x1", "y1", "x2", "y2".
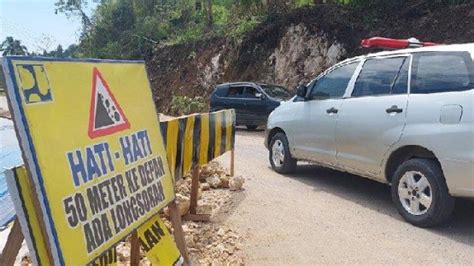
[{"x1": 260, "y1": 85, "x2": 291, "y2": 99}]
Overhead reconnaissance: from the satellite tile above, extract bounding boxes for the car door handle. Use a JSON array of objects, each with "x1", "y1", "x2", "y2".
[
  {"x1": 386, "y1": 105, "x2": 403, "y2": 114},
  {"x1": 326, "y1": 107, "x2": 338, "y2": 114}
]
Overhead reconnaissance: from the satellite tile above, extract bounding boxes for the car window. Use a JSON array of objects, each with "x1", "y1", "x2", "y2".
[
  {"x1": 214, "y1": 86, "x2": 228, "y2": 97},
  {"x1": 243, "y1": 87, "x2": 259, "y2": 98},
  {"x1": 227, "y1": 87, "x2": 245, "y2": 97},
  {"x1": 260, "y1": 85, "x2": 291, "y2": 99},
  {"x1": 311, "y1": 62, "x2": 358, "y2": 99},
  {"x1": 412, "y1": 52, "x2": 473, "y2": 94},
  {"x1": 391, "y1": 58, "x2": 410, "y2": 94},
  {"x1": 352, "y1": 57, "x2": 406, "y2": 97}
]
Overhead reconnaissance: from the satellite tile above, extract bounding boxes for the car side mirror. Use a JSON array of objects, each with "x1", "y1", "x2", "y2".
[
  {"x1": 255, "y1": 92, "x2": 265, "y2": 100},
  {"x1": 296, "y1": 85, "x2": 308, "y2": 99}
]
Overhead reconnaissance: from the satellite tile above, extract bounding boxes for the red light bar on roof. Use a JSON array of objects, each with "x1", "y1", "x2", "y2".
[{"x1": 361, "y1": 37, "x2": 439, "y2": 49}]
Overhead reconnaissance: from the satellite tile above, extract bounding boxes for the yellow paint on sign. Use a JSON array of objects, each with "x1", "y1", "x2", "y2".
[{"x1": 138, "y1": 215, "x2": 183, "y2": 266}]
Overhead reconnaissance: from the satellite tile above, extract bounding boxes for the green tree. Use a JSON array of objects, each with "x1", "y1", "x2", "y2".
[
  {"x1": 0, "y1": 37, "x2": 29, "y2": 56},
  {"x1": 55, "y1": 0, "x2": 316, "y2": 59},
  {"x1": 55, "y1": 0, "x2": 94, "y2": 34},
  {"x1": 205, "y1": 0, "x2": 213, "y2": 29},
  {"x1": 40, "y1": 44, "x2": 80, "y2": 58}
]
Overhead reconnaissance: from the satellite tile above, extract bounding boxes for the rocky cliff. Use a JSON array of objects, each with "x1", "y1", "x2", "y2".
[{"x1": 146, "y1": 3, "x2": 474, "y2": 113}]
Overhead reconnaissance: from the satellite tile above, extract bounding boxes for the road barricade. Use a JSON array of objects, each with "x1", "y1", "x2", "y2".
[
  {"x1": 160, "y1": 109, "x2": 236, "y2": 181},
  {"x1": 159, "y1": 109, "x2": 236, "y2": 221}
]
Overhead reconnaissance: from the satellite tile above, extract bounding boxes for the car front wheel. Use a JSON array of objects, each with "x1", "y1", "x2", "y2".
[
  {"x1": 269, "y1": 133, "x2": 297, "y2": 174},
  {"x1": 391, "y1": 158, "x2": 454, "y2": 227}
]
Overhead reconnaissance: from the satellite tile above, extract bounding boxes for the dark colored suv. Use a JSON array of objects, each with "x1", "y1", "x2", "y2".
[{"x1": 210, "y1": 82, "x2": 292, "y2": 130}]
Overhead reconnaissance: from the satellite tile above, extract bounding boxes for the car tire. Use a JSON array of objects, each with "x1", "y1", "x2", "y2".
[
  {"x1": 246, "y1": 125, "x2": 258, "y2": 131},
  {"x1": 391, "y1": 158, "x2": 455, "y2": 228},
  {"x1": 269, "y1": 133, "x2": 297, "y2": 174}
]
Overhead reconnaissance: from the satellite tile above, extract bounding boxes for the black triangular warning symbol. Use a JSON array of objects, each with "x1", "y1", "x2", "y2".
[{"x1": 88, "y1": 67, "x2": 130, "y2": 139}]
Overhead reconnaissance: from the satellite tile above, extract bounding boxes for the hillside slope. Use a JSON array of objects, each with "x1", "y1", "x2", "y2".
[{"x1": 146, "y1": 3, "x2": 474, "y2": 113}]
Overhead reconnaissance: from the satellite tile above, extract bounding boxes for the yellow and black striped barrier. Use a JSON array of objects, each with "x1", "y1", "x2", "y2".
[{"x1": 160, "y1": 109, "x2": 236, "y2": 180}]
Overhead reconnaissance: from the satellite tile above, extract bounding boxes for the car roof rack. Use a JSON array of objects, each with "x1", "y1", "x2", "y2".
[{"x1": 361, "y1": 37, "x2": 439, "y2": 50}]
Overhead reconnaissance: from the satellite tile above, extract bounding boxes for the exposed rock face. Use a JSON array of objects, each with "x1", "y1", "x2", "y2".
[
  {"x1": 149, "y1": 23, "x2": 347, "y2": 94},
  {"x1": 201, "y1": 52, "x2": 223, "y2": 88},
  {"x1": 146, "y1": 38, "x2": 233, "y2": 114},
  {"x1": 147, "y1": 3, "x2": 474, "y2": 113},
  {"x1": 268, "y1": 24, "x2": 346, "y2": 89},
  {"x1": 147, "y1": 22, "x2": 351, "y2": 113}
]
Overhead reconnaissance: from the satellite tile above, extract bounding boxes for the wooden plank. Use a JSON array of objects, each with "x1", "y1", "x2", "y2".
[
  {"x1": 130, "y1": 230, "x2": 140, "y2": 266},
  {"x1": 189, "y1": 165, "x2": 200, "y2": 215},
  {"x1": 230, "y1": 148, "x2": 235, "y2": 176},
  {"x1": 1, "y1": 219, "x2": 24, "y2": 266},
  {"x1": 168, "y1": 201, "x2": 190, "y2": 264}
]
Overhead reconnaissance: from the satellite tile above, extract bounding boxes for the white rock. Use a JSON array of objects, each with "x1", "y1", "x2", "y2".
[
  {"x1": 219, "y1": 175, "x2": 230, "y2": 188},
  {"x1": 206, "y1": 175, "x2": 222, "y2": 188},
  {"x1": 201, "y1": 182, "x2": 211, "y2": 191},
  {"x1": 217, "y1": 228, "x2": 225, "y2": 237},
  {"x1": 229, "y1": 176, "x2": 245, "y2": 191},
  {"x1": 176, "y1": 194, "x2": 190, "y2": 216}
]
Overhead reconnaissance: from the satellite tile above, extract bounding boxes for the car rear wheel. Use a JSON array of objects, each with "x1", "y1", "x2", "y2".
[
  {"x1": 391, "y1": 158, "x2": 454, "y2": 227},
  {"x1": 246, "y1": 125, "x2": 258, "y2": 131},
  {"x1": 269, "y1": 133, "x2": 296, "y2": 174}
]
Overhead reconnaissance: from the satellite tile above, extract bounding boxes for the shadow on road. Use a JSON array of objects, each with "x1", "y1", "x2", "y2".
[
  {"x1": 235, "y1": 126, "x2": 265, "y2": 132},
  {"x1": 235, "y1": 127, "x2": 266, "y2": 138},
  {"x1": 284, "y1": 164, "x2": 474, "y2": 247}
]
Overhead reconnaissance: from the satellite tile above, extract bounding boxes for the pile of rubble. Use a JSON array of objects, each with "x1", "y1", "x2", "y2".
[
  {"x1": 116, "y1": 161, "x2": 246, "y2": 265},
  {"x1": 166, "y1": 161, "x2": 245, "y2": 218},
  {"x1": 182, "y1": 222, "x2": 244, "y2": 265},
  {"x1": 166, "y1": 161, "x2": 246, "y2": 264},
  {"x1": 201, "y1": 162, "x2": 245, "y2": 191}
]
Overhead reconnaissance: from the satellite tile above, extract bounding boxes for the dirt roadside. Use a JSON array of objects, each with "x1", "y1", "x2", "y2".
[
  {"x1": 0, "y1": 96, "x2": 7, "y2": 110},
  {"x1": 216, "y1": 129, "x2": 474, "y2": 265},
  {"x1": 0, "y1": 96, "x2": 10, "y2": 119}
]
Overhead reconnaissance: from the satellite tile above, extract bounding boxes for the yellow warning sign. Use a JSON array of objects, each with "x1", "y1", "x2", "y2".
[
  {"x1": 2, "y1": 57, "x2": 175, "y2": 265},
  {"x1": 138, "y1": 215, "x2": 183, "y2": 266}
]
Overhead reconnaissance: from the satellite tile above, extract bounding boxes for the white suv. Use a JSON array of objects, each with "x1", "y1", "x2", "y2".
[{"x1": 265, "y1": 43, "x2": 474, "y2": 227}]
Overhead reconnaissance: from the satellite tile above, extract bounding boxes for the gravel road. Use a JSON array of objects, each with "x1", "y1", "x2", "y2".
[{"x1": 217, "y1": 129, "x2": 474, "y2": 265}]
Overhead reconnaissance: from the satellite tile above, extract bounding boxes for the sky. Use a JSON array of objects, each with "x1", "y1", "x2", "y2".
[{"x1": 0, "y1": 0, "x2": 97, "y2": 53}]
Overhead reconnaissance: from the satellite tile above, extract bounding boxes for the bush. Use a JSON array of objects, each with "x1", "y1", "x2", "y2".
[
  {"x1": 170, "y1": 95, "x2": 208, "y2": 116},
  {"x1": 227, "y1": 15, "x2": 261, "y2": 39}
]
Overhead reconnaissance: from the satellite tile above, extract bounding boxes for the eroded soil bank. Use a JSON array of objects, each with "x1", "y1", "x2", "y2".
[{"x1": 146, "y1": 3, "x2": 474, "y2": 113}]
